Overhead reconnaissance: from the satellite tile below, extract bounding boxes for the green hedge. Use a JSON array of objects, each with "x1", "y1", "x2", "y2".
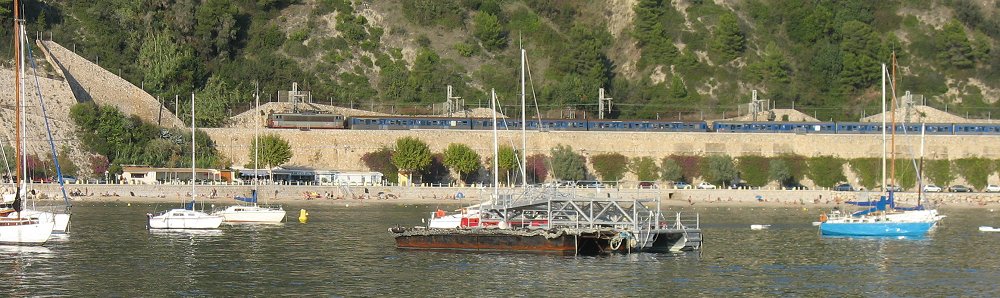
[
  {"x1": 924, "y1": 159, "x2": 954, "y2": 186},
  {"x1": 807, "y1": 156, "x2": 846, "y2": 188},
  {"x1": 736, "y1": 156, "x2": 770, "y2": 186},
  {"x1": 849, "y1": 158, "x2": 880, "y2": 189},
  {"x1": 954, "y1": 157, "x2": 992, "y2": 190}
]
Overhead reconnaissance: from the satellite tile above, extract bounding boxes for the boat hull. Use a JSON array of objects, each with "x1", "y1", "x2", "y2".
[
  {"x1": 0, "y1": 218, "x2": 55, "y2": 245},
  {"x1": 394, "y1": 229, "x2": 578, "y2": 255},
  {"x1": 214, "y1": 206, "x2": 285, "y2": 223},
  {"x1": 820, "y1": 222, "x2": 935, "y2": 237},
  {"x1": 148, "y1": 209, "x2": 223, "y2": 229}
]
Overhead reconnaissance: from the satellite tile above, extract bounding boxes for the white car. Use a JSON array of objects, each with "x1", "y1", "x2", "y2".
[
  {"x1": 923, "y1": 184, "x2": 943, "y2": 192},
  {"x1": 986, "y1": 185, "x2": 1000, "y2": 193},
  {"x1": 697, "y1": 182, "x2": 717, "y2": 189}
]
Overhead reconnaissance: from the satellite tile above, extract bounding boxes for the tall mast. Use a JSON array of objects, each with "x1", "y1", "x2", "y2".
[
  {"x1": 13, "y1": 0, "x2": 22, "y2": 188},
  {"x1": 889, "y1": 52, "x2": 898, "y2": 190},
  {"x1": 918, "y1": 123, "x2": 926, "y2": 207},
  {"x1": 520, "y1": 48, "x2": 527, "y2": 188},
  {"x1": 881, "y1": 64, "x2": 887, "y2": 192},
  {"x1": 191, "y1": 92, "x2": 196, "y2": 201},
  {"x1": 254, "y1": 81, "x2": 260, "y2": 199},
  {"x1": 491, "y1": 89, "x2": 499, "y2": 201}
]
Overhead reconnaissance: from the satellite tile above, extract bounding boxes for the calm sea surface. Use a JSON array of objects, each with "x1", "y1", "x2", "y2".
[{"x1": 2, "y1": 203, "x2": 1000, "y2": 296}]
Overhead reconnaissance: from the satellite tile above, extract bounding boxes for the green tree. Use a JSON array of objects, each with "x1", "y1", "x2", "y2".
[
  {"x1": 54, "y1": 146, "x2": 79, "y2": 177},
  {"x1": 250, "y1": 134, "x2": 292, "y2": 168},
  {"x1": 659, "y1": 157, "x2": 682, "y2": 182},
  {"x1": 701, "y1": 155, "x2": 738, "y2": 185},
  {"x1": 937, "y1": 21, "x2": 976, "y2": 68},
  {"x1": 629, "y1": 157, "x2": 660, "y2": 181},
  {"x1": 473, "y1": 12, "x2": 506, "y2": 51},
  {"x1": 442, "y1": 143, "x2": 480, "y2": 184},
  {"x1": 497, "y1": 145, "x2": 518, "y2": 183},
  {"x1": 712, "y1": 13, "x2": 745, "y2": 61},
  {"x1": 392, "y1": 137, "x2": 432, "y2": 177},
  {"x1": 550, "y1": 144, "x2": 586, "y2": 181},
  {"x1": 194, "y1": 0, "x2": 239, "y2": 59},
  {"x1": 138, "y1": 31, "x2": 197, "y2": 96},
  {"x1": 362, "y1": 147, "x2": 397, "y2": 183},
  {"x1": 748, "y1": 42, "x2": 791, "y2": 84},
  {"x1": 849, "y1": 158, "x2": 881, "y2": 189},
  {"x1": 768, "y1": 159, "x2": 793, "y2": 186},
  {"x1": 668, "y1": 75, "x2": 688, "y2": 99},
  {"x1": 590, "y1": 153, "x2": 628, "y2": 181},
  {"x1": 806, "y1": 156, "x2": 846, "y2": 188},
  {"x1": 190, "y1": 76, "x2": 242, "y2": 127}
]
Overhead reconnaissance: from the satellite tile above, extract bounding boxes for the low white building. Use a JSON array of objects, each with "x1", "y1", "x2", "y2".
[{"x1": 121, "y1": 166, "x2": 221, "y2": 185}]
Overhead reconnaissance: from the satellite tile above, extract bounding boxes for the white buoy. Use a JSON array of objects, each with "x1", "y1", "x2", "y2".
[
  {"x1": 750, "y1": 224, "x2": 771, "y2": 230},
  {"x1": 979, "y1": 226, "x2": 1000, "y2": 232}
]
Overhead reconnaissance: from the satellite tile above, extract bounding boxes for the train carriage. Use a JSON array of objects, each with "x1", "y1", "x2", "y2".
[{"x1": 267, "y1": 113, "x2": 346, "y2": 129}]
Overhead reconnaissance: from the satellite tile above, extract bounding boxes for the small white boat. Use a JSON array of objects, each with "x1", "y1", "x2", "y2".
[
  {"x1": 147, "y1": 209, "x2": 223, "y2": 229},
  {"x1": 213, "y1": 205, "x2": 285, "y2": 223},
  {"x1": 750, "y1": 224, "x2": 771, "y2": 230},
  {"x1": 979, "y1": 226, "x2": 1000, "y2": 232}
]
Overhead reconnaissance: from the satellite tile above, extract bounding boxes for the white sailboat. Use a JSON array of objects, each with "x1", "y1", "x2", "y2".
[
  {"x1": 146, "y1": 93, "x2": 223, "y2": 230},
  {"x1": 0, "y1": 1, "x2": 55, "y2": 244},
  {"x1": 212, "y1": 83, "x2": 285, "y2": 223}
]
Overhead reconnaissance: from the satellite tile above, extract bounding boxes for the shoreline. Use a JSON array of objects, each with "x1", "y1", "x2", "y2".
[{"x1": 27, "y1": 183, "x2": 1000, "y2": 209}]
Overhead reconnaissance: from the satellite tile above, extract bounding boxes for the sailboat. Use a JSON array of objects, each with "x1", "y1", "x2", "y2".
[
  {"x1": 0, "y1": 1, "x2": 56, "y2": 244},
  {"x1": 819, "y1": 59, "x2": 944, "y2": 237},
  {"x1": 212, "y1": 83, "x2": 285, "y2": 223},
  {"x1": 146, "y1": 94, "x2": 223, "y2": 229}
]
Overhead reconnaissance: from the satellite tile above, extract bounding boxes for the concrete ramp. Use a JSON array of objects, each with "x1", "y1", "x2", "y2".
[{"x1": 39, "y1": 40, "x2": 184, "y2": 128}]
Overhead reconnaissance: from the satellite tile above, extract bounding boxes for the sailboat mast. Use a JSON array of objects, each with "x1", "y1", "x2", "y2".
[
  {"x1": 254, "y1": 82, "x2": 260, "y2": 199},
  {"x1": 918, "y1": 123, "x2": 926, "y2": 207},
  {"x1": 520, "y1": 48, "x2": 527, "y2": 189},
  {"x1": 491, "y1": 89, "x2": 499, "y2": 201},
  {"x1": 881, "y1": 64, "x2": 887, "y2": 192},
  {"x1": 191, "y1": 92, "x2": 196, "y2": 201},
  {"x1": 13, "y1": 0, "x2": 22, "y2": 188},
  {"x1": 889, "y1": 53, "x2": 898, "y2": 189}
]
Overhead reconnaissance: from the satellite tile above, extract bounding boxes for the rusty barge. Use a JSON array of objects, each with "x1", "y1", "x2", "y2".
[{"x1": 390, "y1": 188, "x2": 702, "y2": 255}]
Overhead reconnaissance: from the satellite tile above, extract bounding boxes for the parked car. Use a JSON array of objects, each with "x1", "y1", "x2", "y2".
[
  {"x1": 834, "y1": 183, "x2": 855, "y2": 191},
  {"x1": 923, "y1": 184, "x2": 943, "y2": 192},
  {"x1": 576, "y1": 181, "x2": 605, "y2": 188},
  {"x1": 883, "y1": 184, "x2": 903, "y2": 192},
  {"x1": 60, "y1": 176, "x2": 78, "y2": 184},
  {"x1": 637, "y1": 181, "x2": 657, "y2": 189},
  {"x1": 729, "y1": 182, "x2": 750, "y2": 189},
  {"x1": 673, "y1": 181, "x2": 692, "y2": 189},
  {"x1": 697, "y1": 182, "x2": 717, "y2": 189},
  {"x1": 949, "y1": 185, "x2": 973, "y2": 193},
  {"x1": 986, "y1": 185, "x2": 1000, "y2": 193}
]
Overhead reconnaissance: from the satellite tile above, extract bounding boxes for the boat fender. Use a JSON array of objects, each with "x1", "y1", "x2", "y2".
[
  {"x1": 389, "y1": 225, "x2": 406, "y2": 233},
  {"x1": 819, "y1": 213, "x2": 828, "y2": 222},
  {"x1": 145, "y1": 213, "x2": 153, "y2": 229}
]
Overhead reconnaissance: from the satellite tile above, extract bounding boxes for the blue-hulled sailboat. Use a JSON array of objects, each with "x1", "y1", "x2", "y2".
[{"x1": 819, "y1": 58, "x2": 944, "y2": 237}]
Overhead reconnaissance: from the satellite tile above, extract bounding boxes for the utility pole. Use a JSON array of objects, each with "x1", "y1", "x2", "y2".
[{"x1": 598, "y1": 88, "x2": 612, "y2": 119}]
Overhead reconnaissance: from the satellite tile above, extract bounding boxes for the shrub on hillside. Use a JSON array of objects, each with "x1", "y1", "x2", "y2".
[
  {"x1": 550, "y1": 144, "x2": 587, "y2": 181},
  {"x1": 526, "y1": 154, "x2": 548, "y2": 183},
  {"x1": 701, "y1": 155, "x2": 738, "y2": 185},
  {"x1": 666, "y1": 155, "x2": 702, "y2": 182},
  {"x1": 362, "y1": 147, "x2": 397, "y2": 183},
  {"x1": 924, "y1": 159, "x2": 954, "y2": 187},
  {"x1": 954, "y1": 157, "x2": 992, "y2": 190},
  {"x1": 590, "y1": 153, "x2": 628, "y2": 181},
  {"x1": 849, "y1": 158, "x2": 880, "y2": 189},
  {"x1": 736, "y1": 156, "x2": 769, "y2": 186},
  {"x1": 629, "y1": 157, "x2": 660, "y2": 182},
  {"x1": 806, "y1": 156, "x2": 846, "y2": 188}
]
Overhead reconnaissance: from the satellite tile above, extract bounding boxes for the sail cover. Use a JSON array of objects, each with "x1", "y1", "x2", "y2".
[
  {"x1": 184, "y1": 200, "x2": 196, "y2": 211},
  {"x1": 235, "y1": 190, "x2": 258, "y2": 203}
]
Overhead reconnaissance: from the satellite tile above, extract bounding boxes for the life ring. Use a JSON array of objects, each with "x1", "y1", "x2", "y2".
[{"x1": 819, "y1": 213, "x2": 828, "y2": 222}]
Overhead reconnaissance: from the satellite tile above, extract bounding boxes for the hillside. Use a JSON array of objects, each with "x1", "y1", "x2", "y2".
[{"x1": 6, "y1": 0, "x2": 999, "y2": 125}]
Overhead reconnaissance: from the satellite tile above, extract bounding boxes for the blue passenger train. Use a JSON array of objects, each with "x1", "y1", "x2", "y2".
[{"x1": 266, "y1": 113, "x2": 1000, "y2": 135}]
